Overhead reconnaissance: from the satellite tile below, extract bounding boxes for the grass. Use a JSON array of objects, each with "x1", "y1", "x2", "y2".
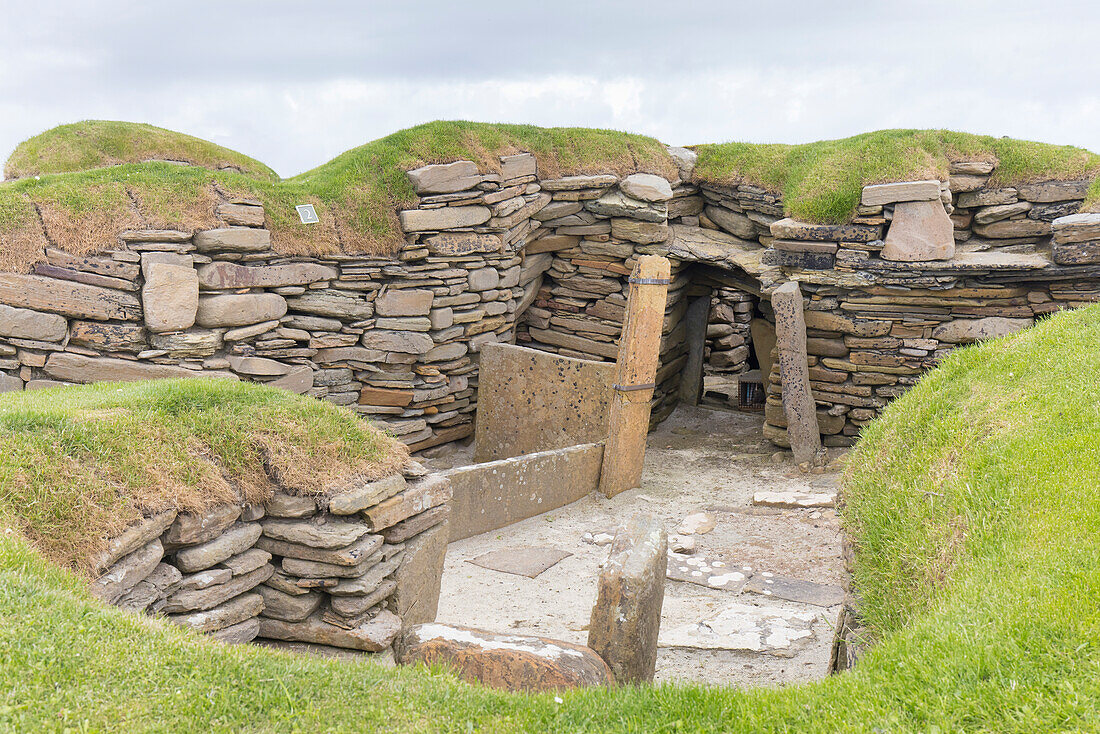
[
  {"x1": 693, "y1": 128, "x2": 1100, "y2": 223},
  {"x1": 3, "y1": 120, "x2": 278, "y2": 181},
  {"x1": 0, "y1": 379, "x2": 406, "y2": 574},
  {"x1": 0, "y1": 120, "x2": 674, "y2": 270},
  {"x1": 4, "y1": 306, "x2": 1100, "y2": 730}
]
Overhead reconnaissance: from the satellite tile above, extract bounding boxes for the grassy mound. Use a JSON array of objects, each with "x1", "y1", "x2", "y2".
[
  {"x1": 693, "y1": 128, "x2": 1100, "y2": 223},
  {"x1": 3, "y1": 121, "x2": 278, "y2": 181},
  {"x1": 0, "y1": 379, "x2": 406, "y2": 574},
  {"x1": 0, "y1": 121, "x2": 674, "y2": 271},
  {"x1": 4, "y1": 307, "x2": 1100, "y2": 730}
]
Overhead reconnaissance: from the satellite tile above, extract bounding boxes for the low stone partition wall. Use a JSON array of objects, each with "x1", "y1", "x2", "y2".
[{"x1": 90, "y1": 465, "x2": 451, "y2": 655}]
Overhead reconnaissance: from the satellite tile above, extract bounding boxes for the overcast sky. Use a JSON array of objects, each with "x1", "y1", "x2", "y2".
[{"x1": 3, "y1": 1, "x2": 1099, "y2": 177}]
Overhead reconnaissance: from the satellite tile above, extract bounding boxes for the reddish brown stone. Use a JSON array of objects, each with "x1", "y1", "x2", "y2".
[{"x1": 398, "y1": 623, "x2": 613, "y2": 692}]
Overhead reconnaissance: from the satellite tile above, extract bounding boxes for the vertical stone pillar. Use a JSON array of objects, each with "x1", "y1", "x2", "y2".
[
  {"x1": 678, "y1": 295, "x2": 710, "y2": 406},
  {"x1": 587, "y1": 513, "x2": 667, "y2": 684},
  {"x1": 771, "y1": 281, "x2": 822, "y2": 465},
  {"x1": 599, "y1": 256, "x2": 671, "y2": 497}
]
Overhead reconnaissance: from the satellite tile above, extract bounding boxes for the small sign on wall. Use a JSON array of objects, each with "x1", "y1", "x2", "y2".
[{"x1": 296, "y1": 204, "x2": 319, "y2": 224}]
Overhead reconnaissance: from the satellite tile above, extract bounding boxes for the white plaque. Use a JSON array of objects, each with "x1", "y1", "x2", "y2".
[{"x1": 296, "y1": 204, "x2": 319, "y2": 224}]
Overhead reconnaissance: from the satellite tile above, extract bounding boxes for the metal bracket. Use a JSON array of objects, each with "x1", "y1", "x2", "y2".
[
  {"x1": 613, "y1": 382, "x2": 657, "y2": 392},
  {"x1": 628, "y1": 277, "x2": 671, "y2": 285}
]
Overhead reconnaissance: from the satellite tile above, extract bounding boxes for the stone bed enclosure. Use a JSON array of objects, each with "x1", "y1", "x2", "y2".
[{"x1": 4, "y1": 147, "x2": 1100, "y2": 668}]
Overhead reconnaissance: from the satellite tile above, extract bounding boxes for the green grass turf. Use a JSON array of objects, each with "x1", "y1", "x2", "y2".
[{"x1": 4, "y1": 305, "x2": 1100, "y2": 731}]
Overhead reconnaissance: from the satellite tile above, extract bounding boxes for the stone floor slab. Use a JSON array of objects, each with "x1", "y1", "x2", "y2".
[
  {"x1": 666, "y1": 553, "x2": 750, "y2": 592},
  {"x1": 659, "y1": 599, "x2": 818, "y2": 653},
  {"x1": 742, "y1": 573, "x2": 845, "y2": 607},
  {"x1": 467, "y1": 547, "x2": 572, "y2": 578}
]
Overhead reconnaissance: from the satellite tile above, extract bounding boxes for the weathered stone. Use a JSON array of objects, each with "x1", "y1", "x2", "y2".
[
  {"x1": 90, "y1": 539, "x2": 164, "y2": 604},
  {"x1": 196, "y1": 261, "x2": 336, "y2": 289},
  {"x1": 286, "y1": 291, "x2": 373, "y2": 319},
  {"x1": 399, "y1": 206, "x2": 491, "y2": 232},
  {"x1": 620, "y1": 173, "x2": 674, "y2": 203},
  {"x1": 328, "y1": 579, "x2": 396, "y2": 618},
  {"x1": 281, "y1": 555, "x2": 378, "y2": 579},
  {"x1": 972, "y1": 219, "x2": 1050, "y2": 239},
  {"x1": 770, "y1": 218, "x2": 879, "y2": 243},
  {"x1": 358, "y1": 386, "x2": 414, "y2": 407},
  {"x1": 168, "y1": 592, "x2": 264, "y2": 633},
  {"x1": 69, "y1": 321, "x2": 145, "y2": 351},
  {"x1": 0, "y1": 273, "x2": 142, "y2": 322},
  {"x1": 1017, "y1": 180, "x2": 1090, "y2": 203},
  {"x1": 221, "y1": 547, "x2": 272, "y2": 576},
  {"x1": 950, "y1": 161, "x2": 995, "y2": 175},
  {"x1": 0, "y1": 374, "x2": 23, "y2": 392},
  {"x1": 611, "y1": 218, "x2": 668, "y2": 244},
  {"x1": 375, "y1": 289, "x2": 434, "y2": 317},
  {"x1": 210, "y1": 617, "x2": 261, "y2": 644},
  {"x1": 771, "y1": 281, "x2": 821, "y2": 463},
  {"x1": 265, "y1": 492, "x2": 317, "y2": 518},
  {"x1": 704, "y1": 206, "x2": 756, "y2": 239},
  {"x1": 164, "y1": 505, "x2": 241, "y2": 548},
  {"x1": 255, "y1": 532, "x2": 383, "y2": 567},
  {"x1": 421, "y1": 232, "x2": 502, "y2": 256},
  {"x1": 1052, "y1": 241, "x2": 1100, "y2": 265},
  {"x1": 162, "y1": 563, "x2": 274, "y2": 613},
  {"x1": 398, "y1": 623, "x2": 613, "y2": 691},
  {"x1": 178, "y1": 568, "x2": 233, "y2": 591},
  {"x1": 500, "y1": 153, "x2": 536, "y2": 181},
  {"x1": 752, "y1": 490, "x2": 836, "y2": 508},
  {"x1": 227, "y1": 355, "x2": 292, "y2": 377},
  {"x1": 381, "y1": 503, "x2": 449, "y2": 545},
  {"x1": 93, "y1": 510, "x2": 177, "y2": 571},
  {"x1": 667, "y1": 146, "x2": 698, "y2": 178},
  {"x1": 0, "y1": 304, "x2": 67, "y2": 342},
  {"x1": 585, "y1": 190, "x2": 667, "y2": 222},
  {"x1": 525, "y1": 234, "x2": 580, "y2": 254},
  {"x1": 215, "y1": 203, "x2": 265, "y2": 227},
  {"x1": 361, "y1": 475, "x2": 451, "y2": 532},
  {"x1": 328, "y1": 475, "x2": 407, "y2": 515},
  {"x1": 174, "y1": 522, "x2": 263, "y2": 573},
  {"x1": 257, "y1": 585, "x2": 325, "y2": 622},
  {"x1": 115, "y1": 562, "x2": 181, "y2": 612},
  {"x1": 314, "y1": 346, "x2": 386, "y2": 365},
  {"x1": 193, "y1": 228, "x2": 272, "y2": 252},
  {"x1": 269, "y1": 366, "x2": 314, "y2": 394},
  {"x1": 587, "y1": 514, "x2": 666, "y2": 684},
  {"x1": 261, "y1": 518, "x2": 371, "y2": 549},
  {"x1": 149, "y1": 330, "x2": 223, "y2": 358},
  {"x1": 957, "y1": 188, "x2": 1018, "y2": 208},
  {"x1": 1052, "y1": 213, "x2": 1100, "y2": 244},
  {"x1": 407, "y1": 161, "x2": 481, "y2": 194},
  {"x1": 361, "y1": 330, "x2": 434, "y2": 354},
  {"x1": 743, "y1": 574, "x2": 845, "y2": 607},
  {"x1": 540, "y1": 175, "x2": 618, "y2": 191},
  {"x1": 223, "y1": 320, "x2": 280, "y2": 341},
  {"x1": 259, "y1": 609, "x2": 401, "y2": 651},
  {"x1": 881, "y1": 200, "x2": 955, "y2": 261},
  {"x1": 467, "y1": 267, "x2": 500, "y2": 291},
  {"x1": 44, "y1": 353, "x2": 231, "y2": 384},
  {"x1": 973, "y1": 202, "x2": 1032, "y2": 225},
  {"x1": 861, "y1": 180, "x2": 941, "y2": 205},
  {"x1": 196, "y1": 293, "x2": 287, "y2": 328},
  {"x1": 329, "y1": 553, "x2": 403, "y2": 596},
  {"x1": 931, "y1": 317, "x2": 1034, "y2": 344}
]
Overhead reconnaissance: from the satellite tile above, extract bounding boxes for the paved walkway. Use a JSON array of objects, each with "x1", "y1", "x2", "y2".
[{"x1": 426, "y1": 404, "x2": 847, "y2": 686}]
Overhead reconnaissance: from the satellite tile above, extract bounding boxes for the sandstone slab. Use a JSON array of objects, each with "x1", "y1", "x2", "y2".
[
  {"x1": 399, "y1": 623, "x2": 613, "y2": 691},
  {"x1": 659, "y1": 601, "x2": 816, "y2": 653},
  {"x1": 193, "y1": 228, "x2": 271, "y2": 252},
  {"x1": 0, "y1": 273, "x2": 142, "y2": 322},
  {"x1": 328, "y1": 475, "x2": 407, "y2": 515},
  {"x1": 375, "y1": 289, "x2": 434, "y2": 317},
  {"x1": 287, "y1": 291, "x2": 373, "y2": 319},
  {"x1": 0, "y1": 304, "x2": 67, "y2": 342},
  {"x1": 174, "y1": 522, "x2": 263, "y2": 573},
  {"x1": 69, "y1": 321, "x2": 145, "y2": 351},
  {"x1": 467, "y1": 547, "x2": 570, "y2": 579},
  {"x1": 261, "y1": 518, "x2": 372, "y2": 549},
  {"x1": 743, "y1": 573, "x2": 845, "y2": 607},
  {"x1": 422, "y1": 232, "x2": 503, "y2": 256},
  {"x1": 44, "y1": 353, "x2": 232, "y2": 385},
  {"x1": 255, "y1": 532, "x2": 383, "y2": 567},
  {"x1": 881, "y1": 200, "x2": 955, "y2": 261},
  {"x1": 196, "y1": 261, "x2": 336, "y2": 289},
  {"x1": 162, "y1": 563, "x2": 274, "y2": 613},
  {"x1": 619, "y1": 173, "x2": 673, "y2": 202},
  {"x1": 752, "y1": 490, "x2": 836, "y2": 508},
  {"x1": 399, "y1": 206, "x2": 491, "y2": 232},
  {"x1": 168, "y1": 592, "x2": 264, "y2": 633},
  {"x1": 861, "y1": 180, "x2": 941, "y2": 206},
  {"x1": 407, "y1": 161, "x2": 481, "y2": 194},
  {"x1": 90, "y1": 539, "x2": 164, "y2": 604},
  {"x1": 931, "y1": 317, "x2": 1033, "y2": 344},
  {"x1": 361, "y1": 330, "x2": 434, "y2": 354},
  {"x1": 611, "y1": 218, "x2": 668, "y2": 244},
  {"x1": 361, "y1": 475, "x2": 451, "y2": 531},
  {"x1": 666, "y1": 554, "x2": 748, "y2": 591},
  {"x1": 257, "y1": 585, "x2": 325, "y2": 622},
  {"x1": 93, "y1": 510, "x2": 177, "y2": 571},
  {"x1": 163, "y1": 505, "x2": 241, "y2": 548},
  {"x1": 142, "y1": 262, "x2": 198, "y2": 333},
  {"x1": 259, "y1": 609, "x2": 401, "y2": 651},
  {"x1": 196, "y1": 293, "x2": 287, "y2": 328}
]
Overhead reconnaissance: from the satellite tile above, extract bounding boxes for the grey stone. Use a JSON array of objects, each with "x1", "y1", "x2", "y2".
[
  {"x1": 467, "y1": 546, "x2": 570, "y2": 578},
  {"x1": 406, "y1": 161, "x2": 481, "y2": 194},
  {"x1": 287, "y1": 291, "x2": 373, "y2": 319},
  {"x1": 196, "y1": 293, "x2": 287, "y2": 328},
  {"x1": 329, "y1": 579, "x2": 395, "y2": 617},
  {"x1": 973, "y1": 201, "x2": 1032, "y2": 225},
  {"x1": 619, "y1": 173, "x2": 673, "y2": 202},
  {"x1": 1017, "y1": 180, "x2": 1090, "y2": 203},
  {"x1": 94, "y1": 510, "x2": 177, "y2": 572},
  {"x1": 667, "y1": 146, "x2": 698, "y2": 178},
  {"x1": 361, "y1": 330, "x2": 434, "y2": 354},
  {"x1": 329, "y1": 553, "x2": 403, "y2": 596},
  {"x1": 227, "y1": 355, "x2": 292, "y2": 377},
  {"x1": 90, "y1": 539, "x2": 164, "y2": 605},
  {"x1": 178, "y1": 568, "x2": 233, "y2": 591},
  {"x1": 209, "y1": 617, "x2": 261, "y2": 644},
  {"x1": 932, "y1": 317, "x2": 1034, "y2": 344},
  {"x1": 221, "y1": 548, "x2": 272, "y2": 576},
  {"x1": 0, "y1": 304, "x2": 67, "y2": 342},
  {"x1": 44, "y1": 353, "x2": 233, "y2": 385},
  {"x1": 399, "y1": 206, "x2": 491, "y2": 232},
  {"x1": 585, "y1": 190, "x2": 667, "y2": 222},
  {"x1": 115, "y1": 562, "x2": 181, "y2": 612},
  {"x1": 174, "y1": 522, "x2": 263, "y2": 573},
  {"x1": 193, "y1": 228, "x2": 271, "y2": 252},
  {"x1": 69, "y1": 321, "x2": 146, "y2": 351},
  {"x1": 467, "y1": 267, "x2": 500, "y2": 291},
  {"x1": 255, "y1": 532, "x2": 383, "y2": 567},
  {"x1": 743, "y1": 574, "x2": 845, "y2": 607},
  {"x1": 861, "y1": 180, "x2": 941, "y2": 205},
  {"x1": 162, "y1": 563, "x2": 274, "y2": 613},
  {"x1": 257, "y1": 584, "x2": 324, "y2": 622},
  {"x1": 168, "y1": 592, "x2": 264, "y2": 633},
  {"x1": 143, "y1": 262, "x2": 199, "y2": 333},
  {"x1": 261, "y1": 517, "x2": 372, "y2": 549},
  {"x1": 149, "y1": 330, "x2": 223, "y2": 358},
  {"x1": 771, "y1": 281, "x2": 821, "y2": 463},
  {"x1": 666, "y1": 554, "x2": 748, "y2": 591},
  {"x1": 1053, "y1": 213, "x2": 1100, "y2": 244},
  {"x1": 264, "y1": 492, "x2": 317, "y2": 518},
  {"x1": 704, "y1": 206, "x2": 756, "y2": 239},
  {"x1": 163, "y1": 505, "x2": 241, "y2": 549},
  {"x1": 196, "y1": 261, "x2": 336, "y2": 289},
  {"x1": 500, "y1": 153, "x2": 536, "y2": 181},
  {"x1": 328, "y1": 475, "x2": 407, "y2": 515},
  {"x1": 588, "y1": 514, "x2": 667, "y2": 684},
  {"x1": 611, "y1": 218, "x2": 668, "y2": 244},
  {"x1": 258, "y1": 609, "x2": 401, "y2": 652},
  {"x1": 281, "y1": 555, "x2": 378, "y2": 579},
  {"x1": 540, "y1": 175, "x2": 618, "y2": 191},
  {"x1": 421, "y1": 233, "x2": 502, "y2": 256},
  {"x1": 390, "y1": 522, "x2": 449, "y2": 626},
  {"x1": 375, "y1": 289, "x2": 434, "y2": 317}
]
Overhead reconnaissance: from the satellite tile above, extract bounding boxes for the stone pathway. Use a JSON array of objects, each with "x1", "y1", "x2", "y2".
[{"x1": 429, "y1": 404, "x2": 848, "y2": 686}]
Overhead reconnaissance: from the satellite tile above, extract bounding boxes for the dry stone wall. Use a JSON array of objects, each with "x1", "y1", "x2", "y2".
[
  {"x1": 90, "y1": 463, "x2": 451, "y2": 655},
  {"x1": 3, "y1": 145, "x2": 1099, "y2": 450}
]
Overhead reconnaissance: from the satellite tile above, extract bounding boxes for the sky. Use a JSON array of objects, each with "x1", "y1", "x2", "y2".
[{"x1": 2, "y1": 0, "x2": 1099, "y2": 178}]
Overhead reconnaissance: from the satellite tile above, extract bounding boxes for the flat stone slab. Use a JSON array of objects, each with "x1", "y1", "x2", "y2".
[
  {"x1": 742, "y1": 573, "x2": 845, "y2": 607},
  {"x1": 751, "y1": 490, "x2": 836, "y2": 509},
  {"x1": 666, "y1": 554, "x2": 749, "y2": 592},
  {"x1": 659, "y1": 600, "x2": 818, "y2": 653},
  {"x1": 467, "y1": 547, "x2": 572, "y2": 578}
]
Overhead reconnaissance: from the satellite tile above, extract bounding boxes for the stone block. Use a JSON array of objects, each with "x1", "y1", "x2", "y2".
[
  {"x1": 473, "y1": 343, "x2": 614, "y2": 462},
  {"x1": 861, "y1": 180, "x2": 941, "y2": 206},
  {"x1": 174, "y1": 522, "x2": 263, "y2": 573},
  {"x1": 881, "y1": 200, "x2": 955, "y2": 261},
  {"x1": 149, "y1": 330, "x2": 223, "y2": 358},
  {"x1": 1052, "y1": 213, "x2": 1100, "y2": 244},
  {"x1": 258, "y1": 609, "x2": 401, "y2": 651},
  {"x1": 619, "y1": 173, "x2": 674, "y2": 202},
  {"x1": 931, "y1": 317, "x2": 1034, "y2": 344},
  {"x1": 389, "y1": 519, "x2": 449, "y2": 627},
  {"x1": 444, "y1": 443, "x2": 603, "y2": 541},
  {"x1": 261, "y1": 518, "x2": 372, "y2": 549},
  {"x1": 360, "y1": 330, "x2": 434, "y2": 354},
  {"x1": 162, "y1": 563, "x2": 274, "y2": 613},
  {"x1": 287, "y1": 291, "x2": 373, "y2": 319},
  {"x1": 93, "y1": 510, "x2": 177, "y2": 572},
  {"x1": 588, "y1": 514, "x2": 666, "y2": 684},
  {"x1": 215, "y1": 203, "x2": 265, "y2": 227},
  {"x1": 500, "y1": 153, "x2": 536, "y2": 181},
  {"x1": 90, "y1": 539, "x2": 164, "y2": 604},
  {"x1": 0, "y1": 304, "x2": 68, "y2": 342},
  {"x1": 421, "y1": 233, "x2": 502, "y2": 256},
  {"x1": 0, "y1": 273, "x2": 142, "y2": 322},
  {"x1": 361, "y1": 475, "x2": 451, "y2": 532},
  {"x1": 328, "y1": 475, "x2": 407, "y2": 515},
  {"x1": 406, "y1": 161, "x2": 481, "y2": 194},
  {"x1": 398, "y1": 623, "x2": 613, "y2": 691},
  {"x1": 1052, "y1": 241, "x2": 1100, "y2": 265},
  {"x1": 399, "y1": 206, "x2": 491, "y2": 232},
  {"x1": 585, "y1": 190, "x2": 666, "y2": 222},
  {"x1": 257, "y1": 585, "x2": 325, "y2": 622},
  {"x1": 193, "y1": 228, "x2": 271, "y2": 252},
  {"x1": 375, "y1": 289, "x2": 434, "y2": 317},
  {"x1": 227, "y1": 355, "x2": 292, "y2": 376},
  {"x1": 163, "y1": 505, "x2": 241, "y2": 548},
  {"x1": 611, "y1": 218, "x2": 669, "y2": 244},
  {"x1": 168, "y1": 592, "x2": 264, "y2": 633},
  {"x1": 770, "y1": 218, "x2": 879, "y2": 243},
  {"x1": 196, "y1": 261, "x2": 336, "y2": 289},
  {"x1": 1017, "y1": 180, "x2": 1090, "y2": 202},
  {"x1": 196, "y1": 293, "x2": 287, "y2": 328},
  {"x1": 703, "y1": 206, "x2": 756, "y2": 239},
  {"x1": 771, "y1": 281, "x2": 821, "y2": 463},
  {"x1": 255, "y1": 532, "x2": 382, "y2": 567},
  {"x1": 69, "y1": 321, "x2": 145, "y2": 351},
  {"x1": 972, "y1": 219, "x2": 1050, "y2": 239},
  {"x1": 43, "y1": 353, "x2": 234, "y2": 384}
]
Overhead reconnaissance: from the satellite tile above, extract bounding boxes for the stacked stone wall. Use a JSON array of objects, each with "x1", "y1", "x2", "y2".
[{"x1": 90, "y1": 464, "x2": 451, "y2": 655}]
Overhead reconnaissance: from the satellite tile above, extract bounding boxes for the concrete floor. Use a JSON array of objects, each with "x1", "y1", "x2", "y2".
[{"x1": 421, "y1": 403, "x2": 848, "y2": 687}]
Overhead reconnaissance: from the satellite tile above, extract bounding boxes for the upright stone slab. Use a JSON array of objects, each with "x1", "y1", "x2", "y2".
[
  {"x1": 771, "y1": 281, "x2": 822, "y2": 464},
  {"x1": 587, "y1": 514, "x2": 667, "y2": 684},
  {"x1": 389, "y1": 518, "x2": 450, "y2": 627},
  {"x1": 678, "y1": 296, "x2": 710, "y2": 405},
  {"x1": 881, "y1": 200, "x2": 955, "y2": 262}
]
